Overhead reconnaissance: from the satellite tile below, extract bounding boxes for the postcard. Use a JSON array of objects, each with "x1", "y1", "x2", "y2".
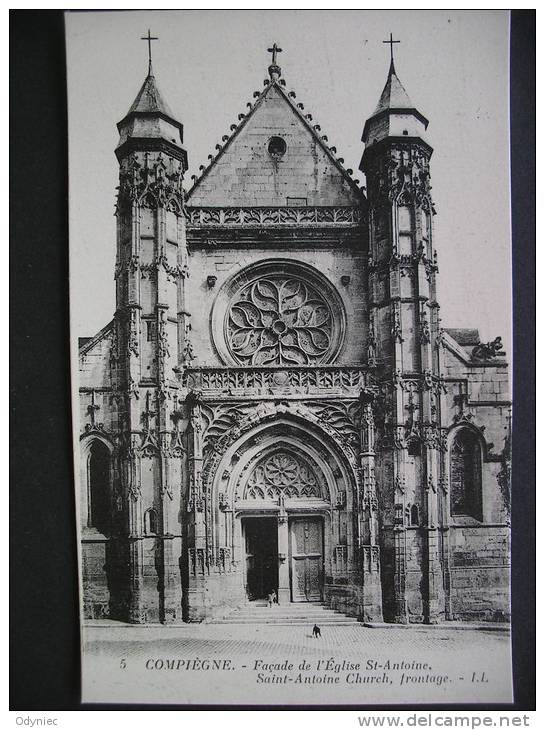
[{"x1": 67, "y1": 9, "x2": 513, "y2": 705}]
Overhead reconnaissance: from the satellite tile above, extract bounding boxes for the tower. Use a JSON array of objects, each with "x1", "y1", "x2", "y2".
[
  {"x1": 360, "y1": 48, "x2": 445, "y2": 623},
  {"x1": 111, "y1": 56, "x2": 188, "y2": 622}
]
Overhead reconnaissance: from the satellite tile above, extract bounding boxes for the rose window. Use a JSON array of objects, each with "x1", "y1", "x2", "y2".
[{"x1": 227, "y1": 275, "x2": 335, "y2": 366}]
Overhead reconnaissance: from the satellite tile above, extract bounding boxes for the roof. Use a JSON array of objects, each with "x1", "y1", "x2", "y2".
[
  {"x1": 444, "y1": 328, "x2": 481, "y2": 346},
  {"x1": 362, "y1": 59, "x2": 429, "y2": 142},
  {"x1": 79, "y1": 320, "x2": 113, "y2": 357},
  {"x1": 373, "y1": 60, "x2": 414, "y2": 115},
  {"x1": 187, "y1": 75, "x2": 364, "y2": 205},
  {"x1": 126, "y1": 68, "x2": 176, "y2": 119}
]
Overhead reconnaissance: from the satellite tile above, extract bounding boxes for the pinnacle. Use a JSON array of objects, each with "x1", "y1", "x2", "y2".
[
  {"x1": 372, "y1": 59, "x2": 414, "y2": 116},
  {"x1": 127, "y1": 70, "x2": 176, "y2": 120}
]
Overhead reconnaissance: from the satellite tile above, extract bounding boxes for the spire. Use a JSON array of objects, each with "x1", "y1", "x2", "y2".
[
  {"x1": 372, "y1": 58, "x2": 414, "y2": 116},
  {"x1": 361, "y1": 42, "x2": 429, "y2": 147},
  {"x1": 119, "y1": 30, "x2": 178, "y2": 123},
  {"x1": 115, "y1": 35, "x2": 187, "y2": 168},
  {"x1": 127, "y1": 71, "x2": 176, "y2": 119}
]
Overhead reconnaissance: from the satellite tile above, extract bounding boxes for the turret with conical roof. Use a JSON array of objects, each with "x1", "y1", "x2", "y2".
[
  {"x1": 116, "y1": 65, "x2": 187, "y2": 168},
  {"x1": 360, "y1": 43, "x2": 443, "y2": 626},
  {"x1": 109, "y1": 40, "x2": 189, "y2": 624},
  {"x1": 361, "y1": 58, "x2": 429, "y2": 151}
]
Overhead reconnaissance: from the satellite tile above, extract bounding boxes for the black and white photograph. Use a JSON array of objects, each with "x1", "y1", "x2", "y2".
[{"x1": 66, "y1": 9, "x2": 515, "y2": 706}]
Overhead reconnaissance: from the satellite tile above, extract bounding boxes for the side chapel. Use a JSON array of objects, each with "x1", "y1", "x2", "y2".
[{"x1": 78, "y1": 38, "x2": 511, "y2": 624}]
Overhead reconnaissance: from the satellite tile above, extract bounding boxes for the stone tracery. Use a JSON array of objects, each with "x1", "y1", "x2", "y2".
[
  {"x1": 244, "y1": 450, "x2": 323, "y2": 500},
  {"x1": 227, "y1": 275, "x2": 334, "y2": 366}
]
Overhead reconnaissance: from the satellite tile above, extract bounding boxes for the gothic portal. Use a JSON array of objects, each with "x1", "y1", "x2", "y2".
[{"x1": 78, "y1": 45, "x2": 511, "y2": 624}]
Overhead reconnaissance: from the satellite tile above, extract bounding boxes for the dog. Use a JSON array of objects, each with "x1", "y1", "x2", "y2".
[{"x1": 312, "y1": 624, "x2": 321, "y2": 638}]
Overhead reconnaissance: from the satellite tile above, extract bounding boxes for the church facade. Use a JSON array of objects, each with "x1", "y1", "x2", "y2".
[{"x1": 78, "y1": 46, "x2": 511, "y2": 625}]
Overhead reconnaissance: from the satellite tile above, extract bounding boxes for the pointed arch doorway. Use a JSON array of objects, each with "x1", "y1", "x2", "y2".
[{"x1": 238, "y1": 448, "x2": 329, "y2": 604}]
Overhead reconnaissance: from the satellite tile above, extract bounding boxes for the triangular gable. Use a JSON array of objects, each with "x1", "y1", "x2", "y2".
[{"x1": 187, "y1": 80, "x2": 362, "y2": 207}]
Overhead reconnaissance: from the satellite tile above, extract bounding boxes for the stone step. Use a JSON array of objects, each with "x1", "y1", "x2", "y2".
[
  {"x1": 226, "y1": 609, "x2": 342, "y2": 618},
  {"x1": 214, "y1": 602, "x2": 360, "y2": 625},
  {"x1": 237, "y1": 601, "x2": 333, "y2": 611},
  {"x1": 232, "y1": 606, "x2": 336, "y2": 614},
  {"x1": 215, "y1": 619, "x2": 358, "y2": 625},
  {"x1": 228, "y1": 615, "x2": 345, "y2": 622}
]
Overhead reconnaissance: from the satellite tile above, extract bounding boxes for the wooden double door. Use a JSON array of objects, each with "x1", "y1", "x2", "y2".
[
  {"x1": 244, "y1": 515, "x2": 324, "y2": 602},
  {"x1": 289, "y1": 517, "x2": 324, "y2": 602}
]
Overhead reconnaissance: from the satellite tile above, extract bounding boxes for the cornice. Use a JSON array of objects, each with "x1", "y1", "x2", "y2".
[
  {"x1": 186, "y1": 205, "x2": 365, "y2": 228},
  {"x1": 186, "y1": 228, "x2": 365, "y2": 249},
  {"x1": 115, "y1": 137, "x2": 188, "y2": 168}
]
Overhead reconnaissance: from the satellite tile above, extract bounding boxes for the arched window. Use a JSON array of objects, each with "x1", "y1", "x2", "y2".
[
  {"x1": 449, "y1": 429, "x2": 483, "y2": 520},
  {"x1": 410, "y1": 504, "x2": 420, "y2": 526},
  {"x1": 87, "y1": 440, "x2": 111, "y2": 534}
]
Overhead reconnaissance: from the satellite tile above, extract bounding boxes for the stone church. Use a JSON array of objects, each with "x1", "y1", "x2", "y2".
[{"x1": 78, "y1": 43, "x2": 511, "y2": 625}]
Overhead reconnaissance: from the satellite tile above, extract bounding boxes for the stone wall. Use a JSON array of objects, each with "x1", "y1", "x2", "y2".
[
  {"x1": 184, "y1": 571, "x2": 246, "y2": 622},
  {"x1": 81, "y1": 533, "x2": 110, "y2": 619},
  {"x1": 188, "y1": 84, "x2": 359, "y2": 208},
  {"x1": 441, "y1": 338, "x2": 511, "y2": 621},
  {"x1": 184, "y1": 245, "x2": 368, "y2": 366},
  {"x1": 448, "y1": 525, "x2": 510, "y2": 621},
  {"x1": 79, "y1": 323, "x2": 113, "y2": 389}
]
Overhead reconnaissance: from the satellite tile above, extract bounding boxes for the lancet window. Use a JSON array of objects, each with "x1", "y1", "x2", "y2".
[
  {"x1": 449, "y1": 428, "x2": 483, "y2": 520},
  {"x1": 87, "y1": 439, "x2": 111, "y2": 534}
]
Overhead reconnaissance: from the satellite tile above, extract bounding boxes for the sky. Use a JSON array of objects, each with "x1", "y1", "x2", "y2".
[{"x1": 66, "y1": 9, "x2": 511, "y2": 354}]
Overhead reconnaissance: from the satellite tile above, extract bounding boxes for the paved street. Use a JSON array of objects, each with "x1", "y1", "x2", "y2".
[{"x1": 82, "y1": 622, "x2": 512, "y2": 706}]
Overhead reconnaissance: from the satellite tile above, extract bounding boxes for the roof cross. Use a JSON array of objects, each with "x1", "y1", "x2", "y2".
[
  {"x1": 383, "y1": 32, "x2": 400, "y2": 64},
  {"x1": 267, "y1": 42, "x2": 282, "y2": 66},
  {"x1": 141, "y1": 29, "x2": 159, "y2": 74}
]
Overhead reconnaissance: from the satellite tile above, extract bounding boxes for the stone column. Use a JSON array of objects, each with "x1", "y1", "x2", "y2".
[
  {"x1": 127, "y1": 461, "x2": 145, "y2": 622},
  {"x1": 232, "y1": 513, "x2": 244, "y2": 574},
  {"x1": 277, "y1": 511, "x2": 290, "y2": 605},
  {"x1": 392, "y1": 450, "x2": 409, "y2": 623},
  {"x1": 358, "y1": 391, "x2": 384, "y2": 621}
]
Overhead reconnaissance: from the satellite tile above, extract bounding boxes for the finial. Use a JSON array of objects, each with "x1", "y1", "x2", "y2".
[
  {"x1": 267, "y1": 42, "x2": 282, "y2": 79},
  {"x1": 141, "y1": 29, "x2": 159, "y2": 75},
  {"x1": 382, "y1": 32, "x2": 400, "y2": 68}
]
